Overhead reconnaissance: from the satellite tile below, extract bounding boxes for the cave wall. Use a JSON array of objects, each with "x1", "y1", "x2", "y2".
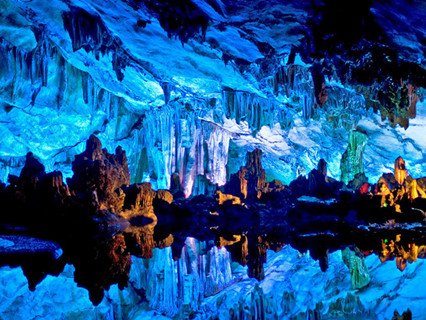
[{"x1": 0, "y1": 0, "x2": 425, "y2": 194}]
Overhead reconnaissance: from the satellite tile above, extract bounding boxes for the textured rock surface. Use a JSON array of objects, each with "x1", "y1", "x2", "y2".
[
  {"x1": 342, "y1": 247, "x2": 371, "y2": 290},
  {"x1": 341, "y1": 130, "x2": 368, "y2": 184},
  {"x1": 68, "y1": 134, "x2": 130, "y2": 213},
  {"x1": 0, "y1": 0, "x2": 425, "y2": 319},
  {"x1": 0, "y1": 0, "x2": 424, "y2": 194},
  {"x1": 226, "y1": 148, "x2": 267, "y2": 200}
]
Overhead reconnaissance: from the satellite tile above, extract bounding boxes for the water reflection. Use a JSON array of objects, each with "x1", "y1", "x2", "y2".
[
  {"x1": 2, "y1": 209, "x2": 426, "y2": 307},
  {"x1": 0, "y1": 135, "x2": 425, "y2": 317}
]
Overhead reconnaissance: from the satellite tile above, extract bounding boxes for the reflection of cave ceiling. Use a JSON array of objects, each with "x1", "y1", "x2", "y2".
[{"x1": 0, "y1": 0, "x2": 425, "y2": 194}]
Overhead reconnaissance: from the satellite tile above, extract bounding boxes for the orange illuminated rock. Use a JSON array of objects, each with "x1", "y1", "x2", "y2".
[
  {"x1": 68, "y1": 135, "x2": 130, "y2": 213},
  {"x1": 225, "y1": 235, "x2": 249, "y2": 266},
  {"x1": 238, "y1": 167, "x2": 249, "y2": 199},
  {"x1": 396, "y1": 257, "x2": 407, "y2": 271},
  {"x1": 217, "y1": 235, "x2": 242, "y2": 247},
  {"x1": 216, "y1": 190, "x2": 241, "y2": 205},
  {"x1": 155, "y1": 233, "x2": 174, "y2": 248},
  {"x1": 156, "y1": 189, "x2": 173, "y2": 204},
  {"x1": 406, "y1": 177, "x2": 426, "y2": 200},
  {"x1": 124, "y1": 224, "x2": 155, "y2": 258},
  {"x1": 121, "y1": 183, "x2": 157, "y2": 220},
  {"x1": 394, "y1": 156, "x2": 408, "y2": 185},
  {"x1": 374, "y1": 158, "x2": 426, "y2": 212},
  {"x1": 377, "y1": 175, "x2": 396, "y2": 208}
]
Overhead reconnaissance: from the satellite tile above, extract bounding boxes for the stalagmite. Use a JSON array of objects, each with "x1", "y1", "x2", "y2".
[
  {"x1": 341, "y1": 130, "x2": 368, "y2": 185},
  {"x1": 394, "y1": 156, "x2": 408, "y2": 185}
]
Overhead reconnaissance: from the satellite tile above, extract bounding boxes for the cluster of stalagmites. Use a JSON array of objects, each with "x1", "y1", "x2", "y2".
[
  {"x1": 0, "y1": 135, "x2": 171, "y2": 223},
  {"x1": 375, "y1": 156, "x2": 426, "y2": 213},
  {"x1": 2, "y1": 135, "x2": 424, "y2": 226},
  {"x1": 1, "y1": 135, "x2": 426, "y2": 296},
  {"x1": 0, "y1": 135, "x2": 178, "y2": 304}
]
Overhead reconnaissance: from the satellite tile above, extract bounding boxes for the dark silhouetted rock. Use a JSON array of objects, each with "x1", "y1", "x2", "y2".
[
  {"x1": 19, "y1": 152, "x2": 46, "y2": 192},
  {"x1": 226, "y1": 148, "x2": 267, "y2": 200},
  {"x1": 170, "y1": 172, "x2": 185, "y2": 199}
]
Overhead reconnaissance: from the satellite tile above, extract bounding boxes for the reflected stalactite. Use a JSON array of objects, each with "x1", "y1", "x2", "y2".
[
  {"x1": 124, "y1": 224, "x2": 156, "y2": 259},
  {"x1": 247, "y1": 236, "x2": 268, "y2": 280}
]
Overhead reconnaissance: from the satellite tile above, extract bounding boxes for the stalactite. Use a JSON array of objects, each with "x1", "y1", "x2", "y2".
[
  {"x1": 342, "y1": 248, "x2": 370, "y2": 289},
  {"x1": 340, "y1": 130, "x2": 368, "y2": 185},
  {"x1": 222, "y1": 89, "x2": 276, "y2": 132},
  {"x1": 271, "y1": 64, "x2": 317, "y2": 119},
  {"x1": 62, "y1": 6, "x2": 129, "y2": 82},
  {"x1": 130, "y1": 101, "x2": 230, "y2": 196}
]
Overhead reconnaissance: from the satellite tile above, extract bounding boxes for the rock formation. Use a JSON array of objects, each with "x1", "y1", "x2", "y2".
[
  {"x1": 226, "y1": 149, "x2": 267, "y2": 200},
  {"x1": 341, "y1": 130, "x2": 368, "y2": 184},
  {"x1": 290, "y1": 158, "x2": 343, "y2": 199},
  {"x1": 121, "y1": 183, "x2": 157, "y2": 220},
  {"x1": 2, "y1": 135, "x2": 426, "y2": 307},
  {"x1": 342, "y1": 247, "x2": 370, "y2": 289},
  {"x1": 374, "y1": 156, "x2": 426, "y2": 213},
  {"x1": 67, "y1": 134, "x2": 130, "y2": 213},
  {"x1": 394, "y1": 156, "x2": 408, "y2": 185}
]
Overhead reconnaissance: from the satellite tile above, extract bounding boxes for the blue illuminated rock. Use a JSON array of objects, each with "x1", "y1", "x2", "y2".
[
  {"x1": 0, "y1": 0, "x2": 424, "y2": 193},
  {"x1": 0, "y1": 0, "x2": 425, "y2": 319}
]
